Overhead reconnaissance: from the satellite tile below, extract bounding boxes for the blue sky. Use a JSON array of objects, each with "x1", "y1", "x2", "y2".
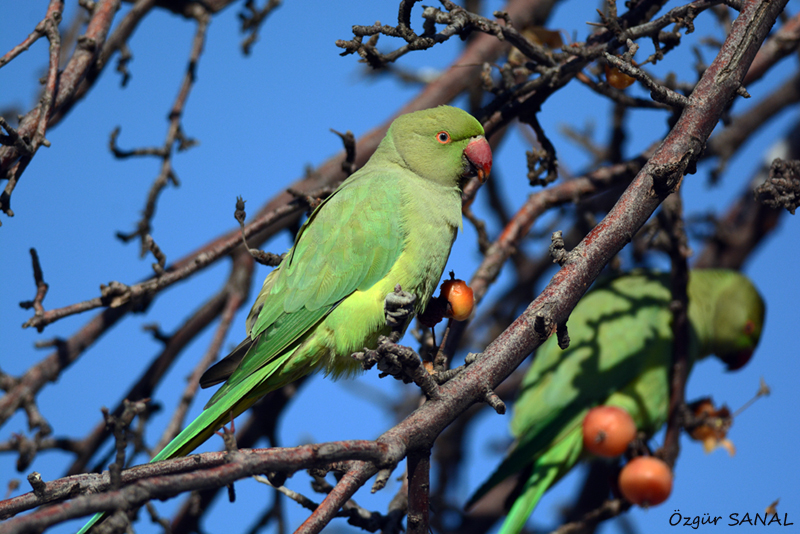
[{"x1": 1, "y1": 1, "x2": 798, "y2": 533}]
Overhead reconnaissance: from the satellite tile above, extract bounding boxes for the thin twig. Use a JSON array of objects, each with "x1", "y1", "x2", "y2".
[{"x1": 658, "y1": 193, "x2": 691, "y2": 468}]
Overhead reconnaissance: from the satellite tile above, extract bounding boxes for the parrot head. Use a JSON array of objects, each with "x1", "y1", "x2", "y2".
[
  {"x1": 389, "y1": 105, "x2": 491, "y2": 187},
  {"x1": 708, "y1": 273, "x2": 766, "y2": 371}
]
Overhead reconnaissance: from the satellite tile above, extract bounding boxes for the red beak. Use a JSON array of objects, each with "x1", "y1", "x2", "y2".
[{"x1": 464, "y1": 136, "x2": 492, "y2": 183}]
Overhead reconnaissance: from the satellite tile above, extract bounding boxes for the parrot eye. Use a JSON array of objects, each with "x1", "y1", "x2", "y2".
[
  {"x1": 436, "y1": 131, "x2": 451, "y2": 144},
  {"x1": 743, "y1": 319, "x2": 755, "y2": 336}
]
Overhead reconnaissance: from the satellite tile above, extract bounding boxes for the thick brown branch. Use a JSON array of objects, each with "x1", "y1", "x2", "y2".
[
  {"x1": 1, "y1": 0, "x2": 549, "y2": 433},
  {"x1": 406, "y1": 449, "x2": 431, "y2": 534},
  {"x1": 0, "y1": 0, "x2": 120, "y2": 199},
  {"x1": 294, "y1": 462, "x2": 379, "y2": 534},
  {"x1": 0, "y1": 442, "x2": 391, "y2": 531}
]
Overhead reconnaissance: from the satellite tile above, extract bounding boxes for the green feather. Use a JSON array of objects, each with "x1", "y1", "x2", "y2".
[
  {"x1": 500, "y1": 425, "x2": 583, "y2": 534},
  {"x1": 468, "y1": 269, "x2": 765, "y2": 534},
  {"x1": 77, "y1": 106, "x2": 489, "y2": 533}
]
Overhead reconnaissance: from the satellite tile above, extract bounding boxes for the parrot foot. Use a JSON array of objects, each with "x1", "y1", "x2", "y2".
[
  {"x1": 352, "y1": 336, "x2": 442, "y2": 399},
  {"x1": 214, "y1": 413, "x2": 239, "y2": 453},
  {"x1": 384, "y1": 285, "x2": 417, "y2": 338}
]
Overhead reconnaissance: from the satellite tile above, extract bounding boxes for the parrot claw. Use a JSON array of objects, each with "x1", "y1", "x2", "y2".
[
  {"x1": 384, "y1": 285, "x2": 416, "y2": 336},
  {"x1": 352, "y1": 336, "x2": 443, "y2": 398},
  {"x1": 214, "y1": 415, "x2": 239, "y2": 453},
  {"x1": 352, "y1": 335, "x2": 415, "y2": 383}
]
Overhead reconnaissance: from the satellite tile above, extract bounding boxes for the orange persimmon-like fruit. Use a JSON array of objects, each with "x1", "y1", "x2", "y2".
[
  {"x1": 605, "y1": 63, "x2": 636, "y2": 89},
  {"x1": 618, "y1": 456, "x2": 673, "y2": 507},
  {"x1": 582, "y1": 406, "x2": 637, "y2": 457},
  {"x1": 441, "y1": 279, "x2": 474, "y2": 321}
]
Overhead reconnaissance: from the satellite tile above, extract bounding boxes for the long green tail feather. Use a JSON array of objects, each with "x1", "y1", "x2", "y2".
[
  {"x1": 467, "y1": 405, "x2": 589, "y2": 510},
  {"x1": 499, "y1": 468, "x2": 559, "y2": 534},
  {"x1": 499, "y1": 426, "x2": 584, "y2": 534},
  {"x1": 76, "y1": 347, "x2": 293, "y2": 533},
  {"x1": 76, "y1": 106, "x2": 491, "y2": 534}
]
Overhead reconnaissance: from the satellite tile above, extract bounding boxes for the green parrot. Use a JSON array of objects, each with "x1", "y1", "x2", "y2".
[
  {"x1": 77, "y1": 106, "x2": 491, "y2": 533},
  {"x1": 467, "y1": 269, "x2": 765, "y2": 534}
]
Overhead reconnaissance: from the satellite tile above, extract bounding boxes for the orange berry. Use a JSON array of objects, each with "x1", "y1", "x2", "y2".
[
  {"x1": 582, "y1": 406, "x2": 637, "y2": 457},
  {"x1": 618, "y1": 456, "x2": 673, "y2": 507},
  {"x1": 605, "y1": 63, "x2": 635, "y2": 89},
  {"x1": 441, "y1": 279, "x2": 474, "y2": 321}
]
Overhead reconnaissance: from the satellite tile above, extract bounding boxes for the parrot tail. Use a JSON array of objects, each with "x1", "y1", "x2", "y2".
[
  {"x1": 498, "y1": 425, "x2": 584, "y2": 534},
  {"x1": 76, "y1": 361, "x2": 273, "y2": 534}
]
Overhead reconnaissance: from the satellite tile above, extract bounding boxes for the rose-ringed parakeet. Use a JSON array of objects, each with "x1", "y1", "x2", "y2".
[
  {"x1": 467, "y1": 269, "x2": 765, "y2": 534},
  {"x1": 77, "y1": 105, "x2": 491, "y2": 533}
]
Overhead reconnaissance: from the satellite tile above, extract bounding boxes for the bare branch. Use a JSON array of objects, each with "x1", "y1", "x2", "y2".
[
  {"x1": 658, "y1": 193, "x2": 692, "y2": 468},
  {"x1": 17, "y1": 249, "x2": 49, "y2": 329},
  {"x1": 1, "y1": 0, "x2": 119, "y2": 219},
  {"x1": 239, "y1": 0, "x2": 282, "y2": 55}
]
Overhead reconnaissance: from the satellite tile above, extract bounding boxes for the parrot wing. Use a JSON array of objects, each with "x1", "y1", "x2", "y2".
[
  {"x1": 205, "y1": 167, "x2": 406, "y2": 409},
  {"x1": 467, "y1": 272, "x2": 679, "y2": 516}
]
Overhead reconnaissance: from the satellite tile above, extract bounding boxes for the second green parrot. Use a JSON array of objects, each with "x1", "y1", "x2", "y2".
[
  {"x1": 78, "y1": 105, "x2": 491, "y2": 533},
  {"x1": 467, "y1": 269, "x2": 765, "y2": 534}
]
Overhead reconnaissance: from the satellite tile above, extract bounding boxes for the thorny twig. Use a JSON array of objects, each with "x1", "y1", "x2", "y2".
[
  {"x1": 235, "y1": 197, "x2": 283, "y2": 266},
  {"x1": 18, "y1": 249, "x2": 49, "y2": 331},
  {"x1": 239, "y1": 0, "x2": 282, "y2": 55},
  {"x1": 114, "y1": 10, "x2": 206, "y2": 256},
  {"x1": 0, "y1": 0, "x2": 62, "y2": 223},
  {"x1": 103, "y1": 399, "x2": 148, "y2": 490},
  {"x1": 62, "y1": 251, "x2": 254, "y2": 477},
  {"x1": 331, "y1": 128, "x2": 358, "y2": 176},
  {"x1": 154, "y1": 273, "x2": 249, "y2": 455}
]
